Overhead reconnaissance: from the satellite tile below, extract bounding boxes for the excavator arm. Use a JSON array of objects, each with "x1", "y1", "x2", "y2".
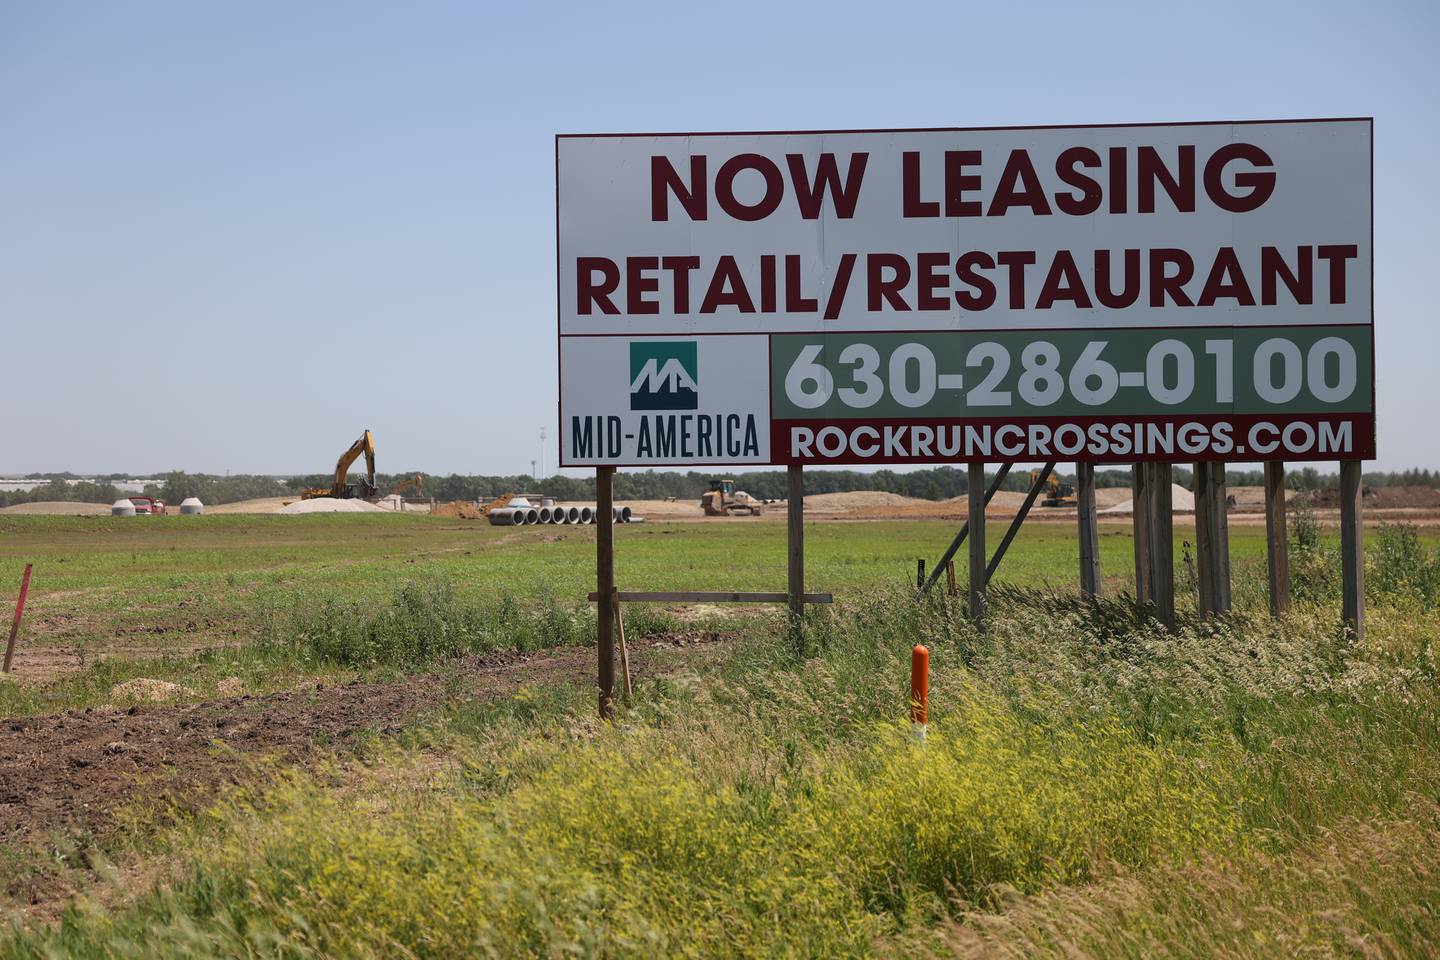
[{"x1": 303, "y1": 429, "x2": 377, "y2": 499}]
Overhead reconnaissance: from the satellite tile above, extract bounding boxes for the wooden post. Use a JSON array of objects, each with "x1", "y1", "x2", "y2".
[
  {"x1": 4, "y1": 564, "x2": 34, "y2": 674},
  {"x1": 1077, "y1": 462, "x2": 1101, "y2": 598},
  {"x1": 1194, "y1": 462, "x2": 1231, "y2": 617},
  {"x1": 916, "y1": 558, "x2": 925, "y2": 592},
  {"x1": 596, "y1": 467, "x2": 615, "y2": 719},
  {"x1": 945, "y1": 560, "x2": 957, "y2": 597},
  {"x1": 968, "y1": 463, "x2": 986, "y2": 625},
  {"x1": 612, "y1": 587, "x2": 632, "y2": 701},
  {"x1": 1340, "y1": 459, "x2": 1365, "y2": 641},
  {"x1": 1194, "y1": 463, "x2": 1214, "y2": 616},
  {"x1": 1132, "y1": 462, "x2": 1152, "y2": 615},
  {"x1": 787, "y1": 465, "x2": 804, "y2": 618},
  {"x1": 1264, "y1": 462, "x2": 1290, "y2": 617},
  {"x1": 1151, "y1": 463, "x2": 1175, "y2": 630}
]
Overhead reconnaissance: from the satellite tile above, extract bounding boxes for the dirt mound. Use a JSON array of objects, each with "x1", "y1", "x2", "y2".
[
  {"x1": 1098, "y1": 483, "x2": 1197, "y2": 515},
  {"x1": 433, "y1": 500, "x2": 486, "y2": 519},
  {"x1": 205, "y1": 497, "x2": 291, "y2": 514},
  {"x1": 1304, "y1": 485, "x2": 1440, "y2": 510},
  {"x1": 806, "y1": 491, "x2": 924, "y2": 510},
  {"x1": 0, "y1": 502, "x2": 111, "y2": 516},
  {"x1": 277, "y1": 498, "x2": 388, "y2": 515}
]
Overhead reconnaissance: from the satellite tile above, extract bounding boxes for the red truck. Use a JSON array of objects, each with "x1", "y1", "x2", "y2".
[{"x1": 128, "y1": 496, "x2": 168, "y2": 515}]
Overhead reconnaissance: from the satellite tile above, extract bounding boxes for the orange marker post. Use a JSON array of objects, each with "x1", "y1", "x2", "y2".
[{"x1": 910, "y1": 643, "x2": 929, "y2": 742}]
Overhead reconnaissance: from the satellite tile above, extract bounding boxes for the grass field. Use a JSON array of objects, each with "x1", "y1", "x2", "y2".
[{"x1": 1, "y1": 513, "x2": 1438, "y2": 956}]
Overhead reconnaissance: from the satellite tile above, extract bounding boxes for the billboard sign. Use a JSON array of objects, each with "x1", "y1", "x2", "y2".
[{"x1": 557, "y1": 119, "x2": 1373, "y2": 466}]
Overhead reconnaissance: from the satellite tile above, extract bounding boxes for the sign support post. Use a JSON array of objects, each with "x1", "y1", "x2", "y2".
[
  {"x1": 1265, "y1": 462, "x2": 1291, "y2": 617},
  {"x1": 596, "y1": 467, "x2": 616, "y2": 720},
  {"x1": 787, "y1": 465, "x2": 804, "y2": 618},
  {"x1": 1194, "y1": 461, "x2": 1232, "y2": 617},
  {"x1": 1340, "y1": 460, "x2": 1365, "y2": 641},
  {"x1": 1151, "y1": 464, "x2": 1175, "y2": 629},
  {"x1": 1076, "y1": 463, "x2": 1101, "y2": 598},
  {"x1": 1132, "y1": 463, "x2": 1153, "y2": 616},
  {"x1": 967, "y1": 463, "x2": 986, "y2": 626}
]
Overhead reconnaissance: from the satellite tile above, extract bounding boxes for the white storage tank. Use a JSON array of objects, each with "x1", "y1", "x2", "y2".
[
  {"x1": 180, "y1": 497, "x2": 204, "y2": 515},
  {"x1": 111, "y1": 499, "x2": 136, "y2": 517}
]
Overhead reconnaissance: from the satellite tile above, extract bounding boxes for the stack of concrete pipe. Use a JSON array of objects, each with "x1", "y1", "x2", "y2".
[{"x1": 487, "y1": 502, "x2": 634, "y2": 526}]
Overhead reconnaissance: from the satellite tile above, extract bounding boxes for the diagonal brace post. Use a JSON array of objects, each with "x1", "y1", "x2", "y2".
[
  {"x1": 920, "y1": 463, "x2": 1013, "y2": 595},
  {"x1": 986, "y1": 462, "x2": 1055, "y2": 583}
]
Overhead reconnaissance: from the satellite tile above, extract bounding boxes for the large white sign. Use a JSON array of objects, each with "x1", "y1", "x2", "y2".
[{"x1": 557, "y1": 120, "x2": 1373, "y2": 467}]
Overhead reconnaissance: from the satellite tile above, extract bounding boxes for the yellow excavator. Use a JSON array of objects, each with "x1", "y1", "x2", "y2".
[
  {"x1": 302, "y1": 429, "x2": 378, "y2": 500},
  {"x1": 1030, "y1": 468, "x2": 1077, "y2": 507}
]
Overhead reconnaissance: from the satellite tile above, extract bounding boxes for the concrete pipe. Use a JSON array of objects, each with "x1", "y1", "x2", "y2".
[
  {"x1": 489, "y1": 508, "x2": 519, "y2": 526},
  {"x1": 523, "y1": 508, "x2": 540, "y2": 525},
  {"x1": 550, "y1": 508, "x2": 564, "y2": 524},
  {"x1": 620, "y1": 505, "x2": 633, "y2": 523},
  {"x1": 566, "y1": 506, "x2": 581, "y2": 524},
  {"x1": 538, "y1": 506, "x2": 552, "y2": 524},
  {"x1": 580, "y1": 506, "x2": 594, "y2": 524}
]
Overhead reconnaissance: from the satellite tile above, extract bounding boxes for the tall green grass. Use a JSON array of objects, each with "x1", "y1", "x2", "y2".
[{"x1": 6, "y1": 579, "x2": 1438, "y2": 957}]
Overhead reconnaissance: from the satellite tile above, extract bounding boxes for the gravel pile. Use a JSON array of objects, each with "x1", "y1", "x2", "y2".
[
  {"x1": 1098, "y1": 483, "x2": 1197, "y2": 515},
  {"x1": 277, "y1": 498, "x2": 389, "y2": 514}
]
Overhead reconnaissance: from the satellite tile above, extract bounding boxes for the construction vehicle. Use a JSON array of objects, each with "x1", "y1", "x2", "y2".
[
  {"x1": 387, "y1": 474, "x2": 425, "y2": 499},
  {"x1": 128, "y1": 496, "x2": 167, "y2": 515},
  {"x1": 701, "y1": 478, "x2": 764, "y2": 516},
  {"x1": 1030, "y1": 468, "x2": 1077, "y2": 507},
  {"x1": 302, "y1": 429, "x2": 378, "y2": 500}
]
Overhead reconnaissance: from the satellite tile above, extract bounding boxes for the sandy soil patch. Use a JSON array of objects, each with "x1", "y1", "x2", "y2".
[{"x1": 0, "y1": 502, "x2": 112, "y2": 516}]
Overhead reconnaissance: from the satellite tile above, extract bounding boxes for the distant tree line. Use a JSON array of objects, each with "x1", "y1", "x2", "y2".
[
  {"x1": 142, "y1": 472, "x2": 292, "y2": 505},
  {"x1": 4, "y1": 467, "x2": 1438, "y2": 508},
  {"x1": 0, "y1": 479, "x2": 124, "y2": 508}
]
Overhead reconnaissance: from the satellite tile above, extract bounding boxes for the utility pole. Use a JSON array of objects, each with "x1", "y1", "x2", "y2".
[{"x1": 539, "y1": 427, "x2": 547, "y2": 480}]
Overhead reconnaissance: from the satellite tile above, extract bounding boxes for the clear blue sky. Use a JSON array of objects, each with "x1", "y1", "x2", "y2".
[{"x1": 2, "y1": 1, "x2": 1435, "y2": 476}]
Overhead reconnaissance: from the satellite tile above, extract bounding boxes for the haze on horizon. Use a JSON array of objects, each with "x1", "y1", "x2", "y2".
[{"x1": 3, "y1": 1, "x2": 1436, "y2": 477}]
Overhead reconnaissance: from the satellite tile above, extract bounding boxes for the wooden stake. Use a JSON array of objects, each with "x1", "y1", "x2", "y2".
[
  {"x1": 1264, "y1": 461, "x2": 1290, "y2": 617},
  {"x1": 612, "y1": 587, "x2": 632, "y2": 701},
  {"x1": 968, "y1": 463, "x2": 986, "y2": 625},
  {"x1": 1076, "y1": 462, "x2": 1101, "y2": 597},
  {"x1": 1340, "y1": 459, "x2": 1365, "y2": 641},
  {"x1": 596, "y1": 467, "x2": 615, "y2": 719},
  {"x1": 916, "y1": 558, "x2": 925, "y2": 592},
  {"x1": 787, "y1": 465, "x2": 804, "y2": 618},
  {"x1": 4, "y1": 564, "x2": 33, "y2": 674},
  {"x1": 945, "y1": 560, "x2": 957, "y2": 597}
]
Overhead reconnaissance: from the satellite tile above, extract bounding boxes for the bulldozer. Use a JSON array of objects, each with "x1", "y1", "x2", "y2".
[
  {"x1": 302, "y1": 429, "x2": 378, "y2": 500},
  {"x1": 700, "y1": 478, "x2": 764, "y2": 516},
  {"x1": 1030, "y1": 468, "x2": 1077, "y2": 507}
]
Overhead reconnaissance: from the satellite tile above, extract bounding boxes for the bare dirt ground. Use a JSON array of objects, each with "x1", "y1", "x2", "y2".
[
  {"x1": 0, "y1": 635, "x2": 722, "y2": 853},
  {"x1": 0, "y1": 502, "x2": 112, "y2": 516}
]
